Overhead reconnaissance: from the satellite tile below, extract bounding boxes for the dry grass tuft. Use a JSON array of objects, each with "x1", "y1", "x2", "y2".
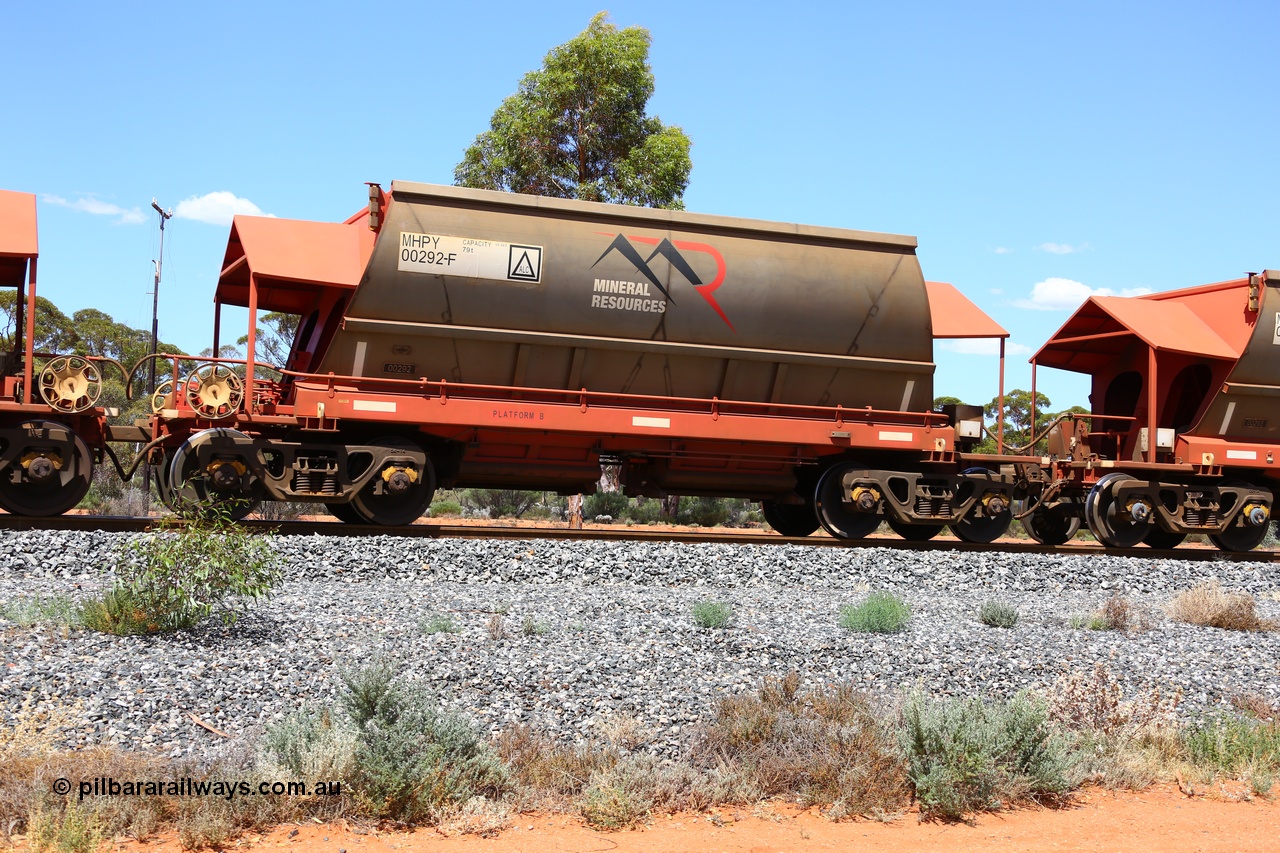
[
  {"x1": 694, "y1": 673, "x2": 909, "y2": 819},
  {"x1": 1231, "y1": 694, "x2": 1278, "y2": 722},
  {"x1": 1047, "y1": 663, "x2": 1181, "y2": 737},
  {"x1": 495, "y1": 726, "x2": 615, "y2": 802},
  {"x1": 1167, "y1": 582, "x2": 1277, "y2": 632},
  {"x1": 1044, "y1": 664, "x2": 1185, "y2": 790}
]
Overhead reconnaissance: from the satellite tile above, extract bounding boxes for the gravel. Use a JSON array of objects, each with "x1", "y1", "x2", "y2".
[{"x1": 1, "y1": 529, "x2": 1278, "y2": 760}]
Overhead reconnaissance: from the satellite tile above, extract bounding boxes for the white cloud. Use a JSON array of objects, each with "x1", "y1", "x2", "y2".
[
  {"x1": 173, "y1": 191, "x2": 275, "y2": 226},
  {"x1": 937, "y1": 339, "x2": 1032, "y2": 356},
  {"x1": 1036, "y1": 241, "x2": 1089, "y2": 255},
  {"x1": 43, "y1": 194, "x2": 145, "y2": 224},
  {"x1": 989, "y1": 288, "x2": 1004, "y2": 295},
  {"x1": 993, "y1": 247, "x2": 1014, "y2": 255},
  {"x1": 1014, "y1": 277, "x2": 1153, "y2": 311}
]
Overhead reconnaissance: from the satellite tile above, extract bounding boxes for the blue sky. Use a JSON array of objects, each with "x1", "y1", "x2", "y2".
[{"x1": 3, "y1": 1, "x2": 1276, "y2": 411}]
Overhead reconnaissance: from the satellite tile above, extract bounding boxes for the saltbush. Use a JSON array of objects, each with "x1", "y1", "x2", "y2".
[
  {"x1": 840, "y1": 592, "x2": 910, "y2": 634},
  {"x1": 978, "y1": 601, "x2": 1019, "y2": 628},
  {"x1": 339, "y1": 662, "x2": 507, "y2": 823},
  {"x1": 691, "y1": 600, "x2": 733, "y2": 629},
  {"x1": 900, "y1": 692, "x2": 1076, "y2": 820}
]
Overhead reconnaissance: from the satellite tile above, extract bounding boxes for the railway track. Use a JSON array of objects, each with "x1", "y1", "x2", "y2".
[{"x1": 0, "y1": 513, "x2": 1275, "y2": 563}]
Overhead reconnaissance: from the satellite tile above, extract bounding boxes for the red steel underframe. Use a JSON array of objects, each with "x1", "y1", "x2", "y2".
[{"x1": 156, "y1": 369, "x2": 959, "y2": 468}]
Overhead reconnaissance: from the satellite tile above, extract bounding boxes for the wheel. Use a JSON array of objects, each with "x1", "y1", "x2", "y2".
[
  {"x1": 151, "y1": 450, "x2": 177, "y2": 512},
  {"x1": 1209, "y1": 481, "x2": 1273, "y2": 552},
  {"x1": 761, "y1": 499, "x2": 819, "y2": 537},
  {"x1": 886, "y1": 517, "x2": 945, "y2": 541},
  {"x1": 168, "y1": 428, "x2": 263, "y2": 520},
  {"x1": 813, "y1": 462, "x2": 881, "y2": 540},
  {"x1": 0, "y1": 421, "x2": 93, "y2": 516},
  {"x1": 951, "y1": 467, "x2": 1013, "y2": 544},
  {"x1": 325, "y1": 501, "x2": 365, "y2": 524},
  {"x1": 1142, "y1": 528, "x2": 1186, "y2": 549},
  {"x1": 1085, "y1": 473, "x2": 1152, "y2": 548},
  {"x1": 1017, "y1": 500, "x2": 1081, "y2": 545},
  {"x1": 184, "y1": 363, "x2": 244, "y2": 420},
  {"x1": 39, "y1": 357, "x2": 103, "y2": 414},
  {"x1": 348, "y1": 438, "x2": 436, "y2": 526}
]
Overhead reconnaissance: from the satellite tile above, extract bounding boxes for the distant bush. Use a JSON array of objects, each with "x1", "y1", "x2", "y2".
[
  {"x1": 979, "y1": 601, "x2": 1019, "y2": 628},
  {"x1": 1070, "y1": 594, "x2": 1142, "y2": 632},
  {"x1": 428, "y1": 499, "x2": 463, "y2": 518},
  {"x1": 464, "y1": 489, "x2": 539, "y2": 519},
  {"x1": 1167, "y1": 582, "x2": 1276, "y2": 631},
  {"x1": 677, "y1": 497, "x2": 730, "y2": 528},
  {"x1": 691, "y1": 600, "x2": 733, "y2": 629},
  {"x1": 840, "y1": 592, "x2": 910, "y2": 634},
  {"x1": 585, "y1": 491, "x2": 628, "y2": 521},
  {"x1": 900, "y1": 692, "x2": 1076, "y2": 820},
  {"x1": 623, "y1": 497, "x2": 665, "y2": 525},
  {"x1": 1182, "y1": 714, "x2": 1280, "y2": 780}
]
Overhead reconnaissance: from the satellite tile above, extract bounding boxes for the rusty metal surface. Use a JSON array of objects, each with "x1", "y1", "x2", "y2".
[
  {"x1": 0, "y1": 190, "x2": 38, "y2": 259},
  {"x1": 0, "y1": 190, "x2": 38, "y2": 290},
  {"x1": 317, "y1": 182, "x2": 937, "y2": 412},
  {"x1": 926, "y1": 281, "x2": 1008, "y2": 339},
  {"x1": 216, "y1": 216, "x2": 374, "y2": 315}
]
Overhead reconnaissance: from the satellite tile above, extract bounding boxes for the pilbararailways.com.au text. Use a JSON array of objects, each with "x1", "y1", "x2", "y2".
[{"x1": 61, "y1": 777, "x2": 342, "y2": 802}]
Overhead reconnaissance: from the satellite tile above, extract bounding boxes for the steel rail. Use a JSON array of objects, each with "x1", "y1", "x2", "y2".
[{"x1": 0, "y1": 514, "x2": 1274, "y2": 563}]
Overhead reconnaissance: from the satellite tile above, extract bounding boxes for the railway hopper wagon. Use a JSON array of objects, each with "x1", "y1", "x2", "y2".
[
  {"x1": 1022, "y1": 272, "x2": 1280, "y2": 551},
  {"x1": 0, "y1": 190, "x2": 125, "y2": 517},
  {"x1": 147, "y1": 181, "x2": 1018, "y2": 537}
]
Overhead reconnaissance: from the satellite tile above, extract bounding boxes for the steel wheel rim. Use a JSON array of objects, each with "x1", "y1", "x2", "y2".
[
  {"x1": 761, "y1": 499, "x2": 819, "y2": 537},
  {"x1": 168, "y1": 428, "x2": 263, "y2": 520},
  {"x1": 1085, "y1": 473, "x2": 1150, "y2": 548},
  {"x1": 813, "y1": 462, "x2": 881, "y2": 540},
  {"x1": 349, "y1": 438, "x2": 436, "y2": 526},
  {"x1": 0, "y1": 421, "x2": 93, "y2": 516}
]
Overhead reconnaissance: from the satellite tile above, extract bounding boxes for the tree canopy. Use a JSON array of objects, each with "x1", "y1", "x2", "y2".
[{"x1": 454, "y1": 12, "x2": 692, "y2": 209}]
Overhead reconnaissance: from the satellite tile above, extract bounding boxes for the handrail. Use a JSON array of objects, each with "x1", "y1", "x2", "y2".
[
  {"x1": 32, "y1": 352, "x2": 129, "y2": 387},
  {"x1": 125, "y1": 353, "x2": 283, "y2": 400}
]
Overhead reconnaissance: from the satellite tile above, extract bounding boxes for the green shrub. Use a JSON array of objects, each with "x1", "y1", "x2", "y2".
[
  {"x1": 623, "y1": 497, "x2": 665, "y2": 525},
  {"x1": 520, "y1": 616, "x2": 550, "y2": 636},
  {"x1": 979, "y1": 601, "x2": 1019, "y2": 629},
  {"x1": 677, "y1": 497, "x2": 730, "y2": 528},
  {"x1": 428, "y1": 500, "x2": 463, "y2": 518},
  {"x1": 691, "y1": 600, "x2": 733, "y2": 629},
  {"x1": 1182, "y1": 715, "x2": 1280, "y2": 778},
  {"x1": 420, "y1": 614, "x2": 459, "y2": 634},
  {"x1": 585, "y1": 491, "x2": 629, "y2": 520},
  {"x1": 0, "y1": 595, "x2": 79, "y2": 628},
  {"x1": 840, "y1": 592, "x2": 910, "y2": 634},
  {"x1": 260, "y1": 707, "x2": 356, "y2": 781},
  {"x1": 82, "y1": 514, "x2": 280, "y2": 634},
  {"x1": 464, "y1": 489, "x2": 539, "y2": 519},
  {"x1": 900, "y1": 692, "x2": 1077, "y2": 820},
  {"x1": 339, "y1": 662, "x2": 507, "y2": 823}
]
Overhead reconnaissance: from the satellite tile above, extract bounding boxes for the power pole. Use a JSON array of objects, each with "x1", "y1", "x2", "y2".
[{"x1": 143, "y1": 200, "x2": 173, "y2": 512}]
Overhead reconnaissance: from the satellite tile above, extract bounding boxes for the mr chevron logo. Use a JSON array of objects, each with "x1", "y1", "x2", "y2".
[{"x1": 590, "y1": 234, "x2": 734, "y2": 331}]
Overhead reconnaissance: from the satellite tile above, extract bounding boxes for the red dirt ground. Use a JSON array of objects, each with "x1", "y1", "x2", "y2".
[{"x1": 75, "y1": 785, "x2": 1280, "y2": 853}]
